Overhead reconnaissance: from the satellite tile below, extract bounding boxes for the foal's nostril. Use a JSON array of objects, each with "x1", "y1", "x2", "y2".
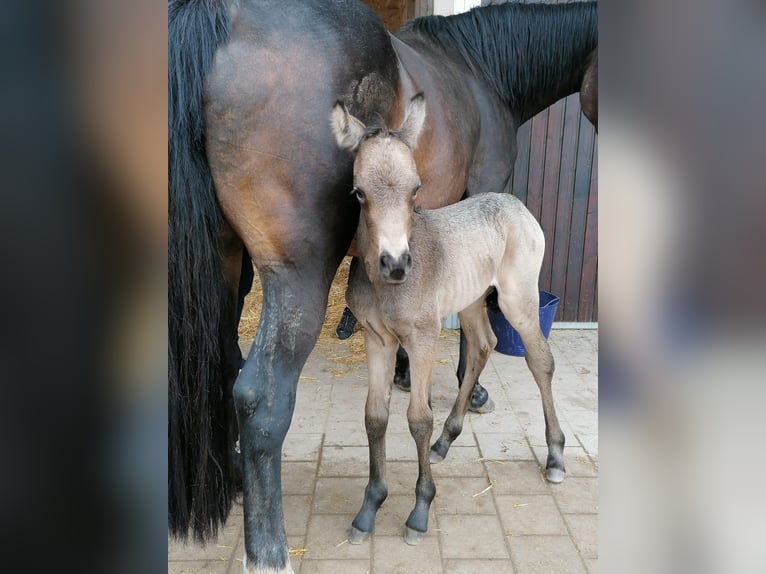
[
  {"x1": 404, "y1": 252, "x2": 412, "y2": 269},
  {"x1": 379, "y1": 254, "x2": 392, "y2": 272}
]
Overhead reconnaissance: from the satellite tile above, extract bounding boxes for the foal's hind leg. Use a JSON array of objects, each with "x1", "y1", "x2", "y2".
[
  {"x1": 349, "y1": 325, "x2": 398, "y2": 543},
  {"x1": 496, "y1": 285, "x2": 565, "y2": 483},
  {"x1": 431, "y1": 299, "x2": 497, "y2": 463}
]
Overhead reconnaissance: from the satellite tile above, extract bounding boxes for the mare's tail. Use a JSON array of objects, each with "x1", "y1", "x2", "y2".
[{"x1": 168, "y1": 0, "x2": 234, "y2": 542}]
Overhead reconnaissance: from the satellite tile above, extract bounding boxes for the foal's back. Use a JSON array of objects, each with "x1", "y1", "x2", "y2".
[{"x1": 402, "y1": 192, "x2": 544, "y2": 319}]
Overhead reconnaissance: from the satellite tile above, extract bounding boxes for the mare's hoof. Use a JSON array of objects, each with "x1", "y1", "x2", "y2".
[
  {"x1": 335, "y1": 307, "x2": 357, "y2": 340},
  {"x1": 545, "y1": 467, "x2": 565, "y2": 484},
  {"x1": 404, "y1": 526, "x2": 425, "y2": 546},
  {"x1": 468, "y1": 384, "x2": 495, "y2": 414},
  {"x1": 393, "y1": 372, "x2": 411, "y2": 392},
  {"x1": 348, "y1": 526, "x2": 371, "y2": 545},
  {"x1": 429, "y1": 449, "x2": 445, "y2": 465}
]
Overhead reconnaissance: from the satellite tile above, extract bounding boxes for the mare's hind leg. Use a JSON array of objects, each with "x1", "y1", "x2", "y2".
[
  {"x1": 400, "y1": 327, "x2": 440, "y2": 545},
  {"x1": 497, "y1": 284, "x2": 565, "y2": 483},
  {"x1": 234, "y1": 260, "x2": 336, "y2": 572},
  {"x1": 431, "y1": 298, "x2": 497, "y2": 463},
  {"x1": 349, "y1": 325, "x2": 398, "y2": 543}
]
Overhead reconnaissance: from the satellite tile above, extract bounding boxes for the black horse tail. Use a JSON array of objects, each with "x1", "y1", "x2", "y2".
[{"x1": 168, "y1": 0, "x2": 233, "y2": 542}]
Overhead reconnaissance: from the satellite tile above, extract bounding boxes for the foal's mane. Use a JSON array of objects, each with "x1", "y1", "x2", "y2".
[
  {"x1": 400, "y1": 1, "x2": 598, "y2": 111},
  {"x1": 361, "y1": 124, "x2": 417, "y2": 150}
]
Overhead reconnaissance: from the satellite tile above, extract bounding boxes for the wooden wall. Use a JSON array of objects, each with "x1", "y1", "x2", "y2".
[
  {"x1": 359, "y1": 0, "x2": 416, "y2": 31},
  {"x1": 512, "y1": 95, "x2": 598, "y2": 322}
]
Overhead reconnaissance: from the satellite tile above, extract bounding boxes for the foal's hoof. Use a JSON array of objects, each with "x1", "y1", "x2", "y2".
[
  {"x1": 468, "y1": 383, "x2": 495, "y2": 414},
  {"x1": 545, "y1": 467, "x2": 566, "y2": 484},
  {"x1": 348, "y1": 526, "x2": 371, "y2": 545},
  {"x1": 429, "y1": 450, "x2": 445, "y2": 465},
  {"x1": 404, "y1": 526, "x2": 425, "y2": 546}
]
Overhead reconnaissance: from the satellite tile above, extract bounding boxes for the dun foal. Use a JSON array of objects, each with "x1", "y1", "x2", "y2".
[{"x1": 330, "y1": 95, "x2": 566, "y2": 545}]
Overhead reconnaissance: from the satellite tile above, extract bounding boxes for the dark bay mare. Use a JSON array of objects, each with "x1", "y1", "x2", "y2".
[
  {"x1": 169, "y1": 0, "x2": 596, "y2": 571},
  {"x1": 332, "y1": 94, "x2": 562, "y2": 544}
]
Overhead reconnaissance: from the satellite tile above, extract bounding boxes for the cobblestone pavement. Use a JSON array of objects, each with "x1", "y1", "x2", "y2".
[{"x1": 169, "y1": 329, "x2": 597, "y2": 573}]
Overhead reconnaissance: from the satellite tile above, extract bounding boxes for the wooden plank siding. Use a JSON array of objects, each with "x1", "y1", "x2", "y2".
[
  {"x1": 515, "y1": 94, "x2": 598, "y2": 321},
  {"x1": 363, "y1": 0, "x2": 598, "y2": 321}
]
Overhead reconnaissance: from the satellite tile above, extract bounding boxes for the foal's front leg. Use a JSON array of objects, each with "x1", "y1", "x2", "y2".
[
  {"x1": 349, "y1": 326, "x2": 398, "y2": 543},
  {"x1": 400, "y1": 331, "x2": 439, "y2": 545}
]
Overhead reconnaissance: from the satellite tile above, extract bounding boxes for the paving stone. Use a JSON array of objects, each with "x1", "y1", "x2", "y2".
[
  {"x1": 575, "y1": 434, "x2": 598, "y2": 457},
  {"x1": 299, "y1": 559, "x2": 371, "y2": 573},
  {"x1": 484, "y1": 460, "x2": 550, "y2": 496},
  {"x1": 386, "y1": 433, "x2": 420, "y2": 461},
  {"x1": 283, "y1": 432, "x2": 323, "y2": 462},
  {"x1": 171, "y1": 330, "x2": 597, "y2": 574},
  {"x1": 475, "y1": 433, "x2": 535, "y2": 461},
  {"x1": 431, "y1": 445, "x2": 487, "y2": 477},
  {"x1": 438, "y1": 514, "x2": 510, "y2": 559},
  {"x1": 283, "y1": 461, "x2": 319, "y2": 495},
  {"x1": 304, "y1": 515, "x2": 371, "y2": 560},
  {"x1": 507, "y1": 535, "x2": 586, "y2": 574},
  {"x1": 468, "y1": 408, "x2": 528, "y2": 438},
  {"x1": 433, "y1": 477, "x2": 497, "y2": 515},
  {"x1": 563, "y1": 514, "x2": 598, "y2": 559},
  {"x1": 374, "y1": 494, "x2": 437, "y2": 537},
  {"x1": 563, "y1": 407, "x2": 598, "y2": 436},
  {"x1": 284, "y1": 495, "x2": 312, "y2": 536},
  {"x1": 324, "y1": 418, "x2": 369, "y2": 446},
  {"x1": 551, "y1": 477, "x2": 598, "y2": 515},
  {"x1": 496, "y1": 495, "x2": 568, "y2": 536},
  {"x1": 373, "y1": 535, "x2": 443, "y2": 573},
  {"x1": 167, "y1": 519, "x2": 241, "y2": 561},
  {"x1": 312, "y1": 477, "x2": 368, "y2": 514},
  {"x1": 443, "y1": 559, "x2": 516, "y2": 574},
  {"x1": 531, "y1": 446, "x2": 597, "y2": 478},
  {"x1": 318, "y1": 445, "x2": 370, "y2": 477},
  {"x1": 167, "y1": 560, "x2": 230, "y2": 574},
  {"x1": 380, "y1": 460, "x2": 420, "y2": 495}
]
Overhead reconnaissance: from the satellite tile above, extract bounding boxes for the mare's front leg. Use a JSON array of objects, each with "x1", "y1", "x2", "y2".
[
  {"x1": 431, "y1": 299, "x2": 498, "y2": 463},
  {"x1": 400, "y1": 328, "x2": 440, "y2": 545},
  {"x1": 349, "y1": 325, "x2": 398, "y2": 543}
]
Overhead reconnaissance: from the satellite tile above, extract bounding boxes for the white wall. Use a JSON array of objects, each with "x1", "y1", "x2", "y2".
[{"x1": 434, "y1": 0, "x2": 481, "y2": 16}]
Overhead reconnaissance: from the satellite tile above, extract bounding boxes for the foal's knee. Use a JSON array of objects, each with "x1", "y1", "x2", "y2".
[
  {"x1": 365, "y1": 408, "x2": 389, "y2": 441},
  {"x1": 407, "y1": 408, "x2": 433, "y2": 439}
]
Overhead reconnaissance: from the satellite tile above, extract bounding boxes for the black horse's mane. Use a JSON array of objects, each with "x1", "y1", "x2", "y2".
[{"x1": 400, "y1": 1, "x2": 597, "y2": 110}]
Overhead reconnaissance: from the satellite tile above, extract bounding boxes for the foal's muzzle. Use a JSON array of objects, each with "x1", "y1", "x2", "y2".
[{"x1": 379, "y1": 251, "x2": 412, "y2": 284}]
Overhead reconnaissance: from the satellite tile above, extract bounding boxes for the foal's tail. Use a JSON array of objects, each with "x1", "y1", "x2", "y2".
[{"x1": 168, "y1": 0, "x2": 234, "y2": 542}]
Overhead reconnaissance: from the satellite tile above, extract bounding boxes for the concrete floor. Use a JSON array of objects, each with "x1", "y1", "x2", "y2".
[{"x1": 168, "y1": 329, "x2": 598, "y2": 573}]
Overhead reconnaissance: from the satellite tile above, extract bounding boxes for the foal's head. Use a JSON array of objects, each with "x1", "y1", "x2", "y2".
[{"x1": 331, "y1": 94, "x2": 426, "y2": 284}]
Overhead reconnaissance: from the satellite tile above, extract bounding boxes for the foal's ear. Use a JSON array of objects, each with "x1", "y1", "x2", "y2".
[
  {"x1": 397, "y1": 93, "x2": 427, "y2": 150},
  {"x1": 330, "y1": 101, "x2": 367, "y2": 153}
]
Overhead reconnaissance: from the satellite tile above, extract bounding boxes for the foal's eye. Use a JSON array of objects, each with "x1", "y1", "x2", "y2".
[
  {"x1": 352, "y1": 187, "x2": 365, "y2": 201},
  {"x1": 412, "y1": 184, "x2": 422, "y2": 197}
]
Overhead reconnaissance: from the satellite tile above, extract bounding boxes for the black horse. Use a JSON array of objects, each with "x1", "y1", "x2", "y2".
[{"x1": 169, "y1": 1, "x2": 596, "y2": 571}]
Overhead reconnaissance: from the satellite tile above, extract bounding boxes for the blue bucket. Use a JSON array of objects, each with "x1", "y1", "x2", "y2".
[{"x1": 488, "y1": 291, "x2": 560, "y2": 357}]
